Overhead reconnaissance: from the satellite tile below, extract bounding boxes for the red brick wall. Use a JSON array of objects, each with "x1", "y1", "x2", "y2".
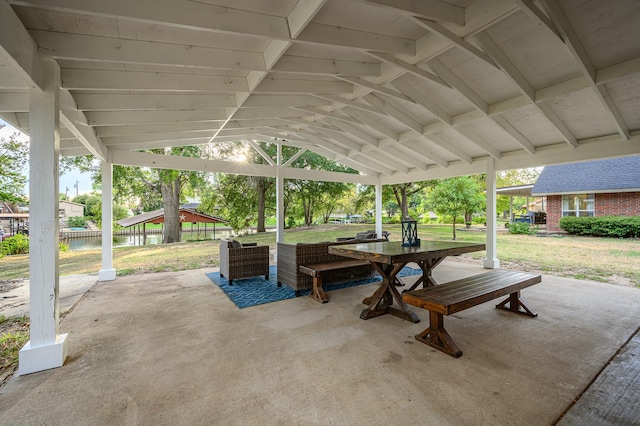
[{"x1": 546, "y1": 192, "x2": 640, "y2": 232}]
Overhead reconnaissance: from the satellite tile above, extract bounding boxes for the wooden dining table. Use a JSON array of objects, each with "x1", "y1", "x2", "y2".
[{"x1": 328, "y1": 240, "x2": 486, "y2": 323}]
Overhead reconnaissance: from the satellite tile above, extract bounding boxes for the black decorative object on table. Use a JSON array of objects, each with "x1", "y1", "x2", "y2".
[{"x1": 401, "y1": 219, "x2": 420, "y2": 247}]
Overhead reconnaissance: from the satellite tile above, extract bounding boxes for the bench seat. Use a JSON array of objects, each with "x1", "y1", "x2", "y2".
[
  {"x1": 300, "y1": 260, "x2": 371, "y2": 303},
  {"x1": 403, "y1": 269, "x2": 541, "y2": 357}
]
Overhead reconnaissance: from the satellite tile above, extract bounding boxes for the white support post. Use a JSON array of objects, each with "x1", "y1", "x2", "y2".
[
  {"x1": 276, "y1": 144, "x2": 285, "y2": 243},
  {"x1": 375, "y1": 181, "x2": 383, "y2": 238},
  {"x1": 19, "y1": 58, "x2": 69, "y2": 375},
  {"x1": 99, "y1": 161, "x2": 116, "y2": 281},
  {"x1": 484, "y1": 158, "x2": 500, "y2": 269}
]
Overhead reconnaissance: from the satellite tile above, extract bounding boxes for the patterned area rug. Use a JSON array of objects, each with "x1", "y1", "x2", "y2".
[{"x1": 206, "y1": 265, "x2": 421, "y2": 309}]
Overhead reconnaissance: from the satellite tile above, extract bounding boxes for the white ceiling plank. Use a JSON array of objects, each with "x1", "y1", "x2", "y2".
[
  {"x1": 293, "y1": 106, "x2": 361, "y2": 125},
  {"x1": 296, "y1": 23, "x2": 415, "y2": 55},
  {"x1": 365, "y1": 51, "x2": 450, "y2": 88},
  {"x1": 538, "y1": 0, "x2": 629, "y2": 140},
  {"x1": 427, "y1": 58, "x2": 489, "y2": 114},
  {"x1": 0, "y1": 92, "x2": 29, "y2": 112},
  {"x1": 0, "y1": 3, "x2": 44, "y2": 89},
  {"x1": 325, "y1": 119, "x2": 378, "y2": 146},
  {"x1": 317, "y1": 95, "x2": 383, "y2": 115},
  {"x1": 31, "y1": 31, "x2": 266, "y2": 71},
  {"x1": 272, "y1": 55, "x2": 381, "y2": 77},
  {"x1": 12, "y1": 0, "x2": 291, "y2": 39},
  {"x1": 536, "y1": 102, "x2": 578, "y2": 148},
  {"x1": 363, "y1": 94, "x2": 422, "y2": 134},
  {"x1": 338, "y1": 76, "x2": 413, "y2": 103},
  {"x1": 513, "y1": 0, "x2": 561, "y2": 39},
  {"x1": 59, "y1": 89, "x2": 106, "y2": 159},
  {"x1": 456, "y1": 127, "x2": 502, "y2": 159},
  {"x1": 361, "y1": 0, "x2": 464, "y2": 25},
  {"x1": 474, "y1": 31, "x2": 535, "y2": 101},
  {"x1": 313, "y1": 127, "x2": 365, "y2": 152},
  {"x1": 597, "y1": 56, "x2": 640, "y2": 85},
  {"x1": 390, "y1": 76, "x2": 453, "y2": 125},
  {"x1": 232, "y1": 107, "x2": 311, "y2": 120},
  {"x1": 534, "y1": 76, "x2": 590, "y2": 104},
  {"x1": 253, "y1": 78, "x2": 352, "y2": 94},
  {"x1": 100, "y1": 130, "x2": 216, "y2": 145},
  {"x1": 74, "y1": 93, "x2": 237, "y2": 111},
  {"x1": 85, "y1": 109, "x2": 228, "y2": 126},
  {"x1": 342, "y1": 107, "x2": 399, "y2": 141},
  {"x1": 423, "y1": 133, "x2": 473, "y2": 164},
  {"x1": 61, "y1": 69, "x2": 249, "y2": 92},
  {"x1": 288, "y1": 0, "x2": 329, "y2": 39},
  {"x1": 243, "y1": 94, "x2": 331, "y2": 108},
  {"x1": 492, "y1": 116, "x2": 536, "y2": 155},
  {"x1": 412, "y1": 18, "x2": 496, "y2": 68},
  {"x1": 95, "y1": 122, "x2": 222, "y2": 137}
]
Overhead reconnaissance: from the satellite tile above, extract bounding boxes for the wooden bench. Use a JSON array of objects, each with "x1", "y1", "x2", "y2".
[
  {"x1": 299, "y1": 260, "x2": 371, "y2": 303},
  {"x1": 402, "y1": 269, "x2": 541, "y2": 358}
]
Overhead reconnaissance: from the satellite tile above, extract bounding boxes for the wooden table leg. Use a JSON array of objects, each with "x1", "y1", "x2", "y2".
[
  {"x1": 415, "y1": 311, "x2": 462, "y2": 358},
  {"x1": 403, "y1": 257, "x2": 445, "y2": 292},
  {"x1": 361, "y1": 263, "x2": 420, "y2": 323}
]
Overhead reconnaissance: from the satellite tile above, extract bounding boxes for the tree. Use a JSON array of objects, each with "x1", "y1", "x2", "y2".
[
  {"x1": 0, "y1": 128, "x2": 29, "y2": 203},
  {"x1": 429, "y1": 176, "x2": 485, "y2": 240},
  {"x1": 390, "y1": 183, "x2": 431, "y2": 219}
]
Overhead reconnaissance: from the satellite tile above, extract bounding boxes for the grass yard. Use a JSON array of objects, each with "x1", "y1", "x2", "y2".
[{"x1": 0, "y1": 223, "x2": 638, "y2": 287}]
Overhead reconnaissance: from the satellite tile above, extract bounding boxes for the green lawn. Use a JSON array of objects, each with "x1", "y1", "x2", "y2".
[{"x1": 1, "y1": 223, "x2": 638, "y2": 287}]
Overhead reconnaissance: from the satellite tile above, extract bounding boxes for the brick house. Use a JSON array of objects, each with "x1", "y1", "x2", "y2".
[{"x1": 531, "y1": 157, "x2": 640, "y2": 232}]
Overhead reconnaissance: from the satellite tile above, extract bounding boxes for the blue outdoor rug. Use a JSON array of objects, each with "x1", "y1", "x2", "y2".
[{"x1": 206, "y1": 265, "x2": 422, "y2": 309}]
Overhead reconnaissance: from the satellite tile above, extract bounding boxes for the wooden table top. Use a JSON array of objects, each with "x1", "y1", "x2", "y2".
[{"x1": 328, "y1": 240, "x2": 486, "y2": 265}]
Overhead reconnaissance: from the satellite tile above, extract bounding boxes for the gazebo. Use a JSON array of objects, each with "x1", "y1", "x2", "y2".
[{"x1": 0, "y1": 1, "x2": 638, "y2": 375}]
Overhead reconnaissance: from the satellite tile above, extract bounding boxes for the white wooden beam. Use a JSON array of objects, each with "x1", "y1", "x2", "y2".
[
  {"x1": 74, "y1": 93, "x2": 237, "y2": 111},
  {"x1": 412, "y1": 18, "x2": 496, "y2": 68},
  {"x1": 492, "y1": 116, "x2": 536, "y2": 155},
  {"x1": 423, "y1": 133, "x2": 473, "y2": 164},
  {"x1": 597, "y1": 56, "x2": 640, "y2": 85},
  {"x1": 338, "y1": 76, "x2": 413, "y2": 103},
  {"x1": 31, "y1": 30, "x2": 266, "y2": 71},
  {"x1": 283, "y1": 148, "x2": 307, "y2": 166},
  {"x1": 85, "y1": 109, "x2": 228, "y2": 126},
  {"x1": 248, "y1": 140, "x2": 276, "y2": 166},
  {"x1": 253, "y1": 78, "x2": 351, "y2": 95},
  {"x1": 361, "y1": 0, "x2": 465, "y2": 25},
  {"x1": 273, "y1": 55, "x2": 380, "y2": 77},
  {"x1": 317, "y1": 95, "x2": 383, "y2": 115},
  {"x1": 390, "y1": 76, "x2": 453, "y2": 125},
  {"x1": 296, "y1": 22, "x2": 415, "y2": 55},
  {"x1": 536, "y1": 102, "x2": 578, "y2": 148},
  {"x1": 538, "y1": 0, "x2": 630, "y2": 140},
  {"x1": 427, "y1": 58, "x2": 489, "y2": 113},
  {"x1": 342, "y1": 107, "x2": 399, "y2": 141},
  {"x1": 293, "y1": 106, "x2": 361, "y2": 125},
  {"x1": 365, "y1": 51, "x2": 450, "y2": 88},
  {"x1": 244, "y1": 94, "x2": 331, "y2": 108},
  {"x1": 456, "y1": 127, "x2": 502, "y2": 159},
  {"x1": 288, "y1": 0, "x2": 328, "y2": 39},
  {"x1": 59, "y1": 89, "x2": 106, "y2": 160},
  {"x1": 61, "y1": 69, "x2": 249, "y2": 92}
]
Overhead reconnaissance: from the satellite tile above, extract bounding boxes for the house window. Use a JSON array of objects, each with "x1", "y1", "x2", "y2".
[{"x1": 562, "y1": 194, "x2": 594, "y2": 217}]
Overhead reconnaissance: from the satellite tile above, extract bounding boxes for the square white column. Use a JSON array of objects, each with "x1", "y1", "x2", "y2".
[{"x1": 19, "y1": 58, "x2": 69, "y2": 375}]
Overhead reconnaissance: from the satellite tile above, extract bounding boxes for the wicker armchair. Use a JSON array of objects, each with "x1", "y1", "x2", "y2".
[{"x1": 219, "y1": 239, "x2": 270, "y2": 285}]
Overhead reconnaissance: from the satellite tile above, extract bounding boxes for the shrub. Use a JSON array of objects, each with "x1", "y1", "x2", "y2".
[
  {"x1": 559, "y1": 216, "x2": 640, "y2": 238},
  {"x1": 0, "y1": 234, "x2": 30, "y2": 256},
  {"x1": 67, "y1": 216, "x2": 87, "y2": 228},
  {"x1": 508, "y1": 222, "x2": 535, "y2": 235}
]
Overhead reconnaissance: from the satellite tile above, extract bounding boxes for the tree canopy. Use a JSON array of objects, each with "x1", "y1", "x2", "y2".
[
  {"x1": 0, "y1": 128, "x2": 29, "y2": 203},
  {"x1": 429, "y1": 176, "x2": 485, "y2": 240}
]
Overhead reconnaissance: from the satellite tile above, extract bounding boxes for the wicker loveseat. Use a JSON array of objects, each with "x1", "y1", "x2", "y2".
[
  {"x1": 219, "y1": 239, "x2": 270, "y2": 285},
  {"x1": 276, "y1": 239, "x2": 385, "y2": 296}
]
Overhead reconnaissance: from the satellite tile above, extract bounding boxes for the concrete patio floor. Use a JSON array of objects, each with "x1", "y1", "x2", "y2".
[{"x1": 1, "y1": 260, "x2": 639, "y2": 425}]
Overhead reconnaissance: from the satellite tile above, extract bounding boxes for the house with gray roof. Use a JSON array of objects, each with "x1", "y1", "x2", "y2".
[{"x1": 531, "y1": 156, "x2": 640, "y2": 231}]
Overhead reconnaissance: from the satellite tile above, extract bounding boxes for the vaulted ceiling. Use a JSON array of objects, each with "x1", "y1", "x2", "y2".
[{"x1": 1, "y1": 0, "x2": 639, "y2": 184}]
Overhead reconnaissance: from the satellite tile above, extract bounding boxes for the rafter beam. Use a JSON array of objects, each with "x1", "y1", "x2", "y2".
[
  {"x1": 0, "y1": 3, "x2": 44, "y2": 89},
  {"x1": 361, "y1": 0, "x2": 465, "y2": 25},
  {"x1": 423, "y1": 133, "x2": 473, "y2": 164},
  {"x1": 273, "y1": 55, "x2": 380, "y2": 77},
  {"x1": 288, "y1": 0, "x2": 328, "y2": 38},
  {"x1": 74, "y1": 93, "x2": 237, "y2": 111},
  {"x1": 412, "y1": 18, "x2": 496, "y2": 68},
  {"x1": 456, "y1": 127, "x2": 502, "y2": 160},
  {"x1": 365, "y1": 51, "x2": 450, "y2": 88},
  {"x1": 248, "y1": 140, "x2": 276, "y2": 166},
  {"x1": 59, "y1": 89, "x2": 106, "y2": 160},
  {"x1": 31, "y1": 31, "x2": 267, "y2": 71},
  {"x1": 538, "y1": 0, "x2": 629, "y2": 140},
  {"x1": 337, "y1": 76, "x2": 413, "y2": 103}
]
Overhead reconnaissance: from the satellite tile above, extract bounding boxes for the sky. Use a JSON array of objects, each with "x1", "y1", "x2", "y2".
[{"x1": 1, "y1": 120, "x2": 94, "y2": 197}]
